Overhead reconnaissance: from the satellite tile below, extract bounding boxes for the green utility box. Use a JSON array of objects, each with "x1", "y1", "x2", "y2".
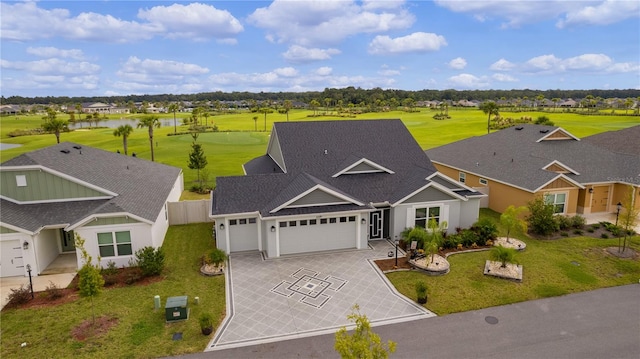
[{"x1": 165, "y1": 296, "x2": 189, "y2": 323}]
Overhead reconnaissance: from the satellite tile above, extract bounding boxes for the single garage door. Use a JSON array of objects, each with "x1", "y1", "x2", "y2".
[
  {"x1": 229, "y1": 218, "x2": 259, "y2": 252},
  {"x1": 1, "y1": 240, "x2": 24, "y2": 277},
  {"x1": 279, "y1": 216, "x2": 357, "y2": 255}
]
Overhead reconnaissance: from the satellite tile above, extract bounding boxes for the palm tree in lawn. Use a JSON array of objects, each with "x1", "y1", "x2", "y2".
[
  {"x1": 113, "y1": 124, "x2": 134, "y2": 155},
  {"x1": 282, "y1": 100, "x2": 292, "y2": 121},
  {"x1": 42, "y1": 118, "x2": 69, "y2": 144},
  {"x1": 252, "y1": 116, "x2": 258, "y2": 131},
  {"x1": 75, "y1": 103, "x2": 83, "y2": 121},
  {"x1": 168, "y1": 103, "x2": 179, "y2": 134},
  {"x1": 623, "y1": 98, "x2": 633, "y2": 114},
  {"x1": 500, "y1": 205, "x2": 527, "y2": 243},
  {"x1": 552, "y1": 98, "x2": 561, "y2": 112},
  {"x1": 479, "y1": 101, "x2": 499, "y2": 134},
  {"x1": 137, "y1": 115, "x2": 161, "y2": 162},
  {"x1": 490, "y1": 245, "x2": 517, "y2": 268},
  {"x1": 310, "y1": 99, "x2": 320, "y2": 116}
]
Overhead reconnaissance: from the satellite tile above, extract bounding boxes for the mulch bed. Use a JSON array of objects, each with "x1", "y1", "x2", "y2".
[{"x1": 2, "y1": 267, "x2": 163, "y2": 312}]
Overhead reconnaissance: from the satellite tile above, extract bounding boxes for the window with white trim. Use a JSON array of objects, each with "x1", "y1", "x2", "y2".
[
  {"x1": 415, "y1": 206, "x2": 441, "y2": 228},
  {"x1": 544, "y1": 193, "x2": 566, "y2": 214},
  {"x1": 479, "y1": 178, "x2": 488, "y2": 185},
  {"x1": 16, "y1": 175, "x2": 27, "y2": 187},
  {"x1": 97, "y1": 231, "x2": 132, "y2": 257},
  {"x1": 459, "y1": 172, "x2": 466, "y2": 183}
]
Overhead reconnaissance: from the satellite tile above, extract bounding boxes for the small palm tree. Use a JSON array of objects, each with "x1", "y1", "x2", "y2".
[
  {"x1": 113, "y1": 124, "x2": 134, "y2": 155},
  {"x1": 168, "y1": 103, "x2": 179, "y2": 134},
  {"x1": 500, "y1": 205, "x2": 528, "y2": 243},
  {"x1": 490, "y1": 245, "x2": 517, "y2": 268},
  {"x1": 137, "y1": 115, "x2": 161, "y2": 161},
  {"x1": 479, "y1": 101, "x2": 499, "y2": 134},
  {"x1": 42, "y1": 118, "x2": 69, "y2": 143}
]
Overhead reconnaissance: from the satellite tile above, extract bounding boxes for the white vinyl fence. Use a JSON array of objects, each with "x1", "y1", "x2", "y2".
[{"x1": 168, "y1": 200, "x2": 214, "y2": 225}]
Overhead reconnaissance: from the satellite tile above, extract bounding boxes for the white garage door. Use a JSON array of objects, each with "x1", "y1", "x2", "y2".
[
  {"x1": 229, "y1": 218, "x2": 259, "y2": 252},
  {"x1": 279, "y1": 216, "x2": 357, "y2": 255},
  {"x1": 1, "y1": 240, "x2": 24, "y2": 277}
]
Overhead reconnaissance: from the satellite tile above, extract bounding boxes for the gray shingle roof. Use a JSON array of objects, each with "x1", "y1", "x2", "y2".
[
  {"x1": 426, "y1": 124, "x2": 640, "y2": 191},
  {"x1": 582, "y1": 125, "x2": 640, "y2": 156},
  {"x1": 212, "y1": 120, "x2": 476, "y2": 217},
  {"x1": 1, "y1": 142, "x2": 182, "y2": 232}
]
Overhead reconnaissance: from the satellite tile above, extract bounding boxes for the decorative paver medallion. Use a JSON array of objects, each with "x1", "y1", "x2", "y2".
[{"x1": 271, "y1": 268, "x2": 347, "y2": 308}]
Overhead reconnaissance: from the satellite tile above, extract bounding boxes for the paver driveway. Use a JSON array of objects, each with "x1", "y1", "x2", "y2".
[{"x1": 207, "y1": 240, "x2": 435, "y2": 351}]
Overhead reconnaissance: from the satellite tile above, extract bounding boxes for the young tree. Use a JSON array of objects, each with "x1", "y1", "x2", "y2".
[
  {"x1": 283, "y1": 99, "x2": 292, "y2": 121},
  {"x1": 113, "y1": 124, "x2": 134, "y2": 155},
  {"x1": 490, "y1": 245, "x2": 517, "y2": 268},
  {"x1": 137, "y1": 115, "x2": 161, "y2": 161},
  {"x1": 500, "y1": 205, "x2": 528, "y2": 243},
  {"x1": 259, "y1": 107, "x2": 273, "y2": 131},
  {"x1": 335, "y1": 304, "x2": 396, "y2": 359},
  {"x1": 425, "y1": 218, "x2": 447, "y2": 263},
  {"x1": 42, "y1": 118, "x2": 69, "y2": 144},
  {"x1": 188, "y1": 134, "x2": 208, "y2": 191},
  {"x1": 252, "y1": 116, "x2": 258, "y2": 131},
  {"x1": 479, "y1": 101, "x2": 499, "y2": 134},
  {"x1": 75, "y1": 234, "x2": 105, "y2": 325},
  {"x1": 618, "y1": 185, "x2": 639, "y2": 253}
]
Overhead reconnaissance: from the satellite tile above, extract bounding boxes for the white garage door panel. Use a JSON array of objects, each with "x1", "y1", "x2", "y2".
[
  {"x1": 229, "y1": 224, "x2": 259, "y2": 252},
  {"x1": 1, "y1": 240, "x2": 24, "y2": 277},
  {"x1": 280, "y1": 222, "x2": 356, "y2": 255}
]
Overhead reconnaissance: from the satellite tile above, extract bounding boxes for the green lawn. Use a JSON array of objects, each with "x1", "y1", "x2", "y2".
[
  {"x1": 1, "y1": 109, "x2": 638, "y2": 190},
  {"x1": 387, "y1": 209, "x2": 640, "y2": 315},
  {"x1": 0, "y1": 223, "x2": 224, "y2": 359}
]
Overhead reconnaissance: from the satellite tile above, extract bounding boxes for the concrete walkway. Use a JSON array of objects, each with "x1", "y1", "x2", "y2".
[
  {"x1": 0, "y1": 272, "x2": 76, "y2": 310},
  {"x1": 176, "y1": 284, "x2": 640, "y2": 359},
  {"x1": 207, "y1": 240, "x2": 434, "y2": 351}
]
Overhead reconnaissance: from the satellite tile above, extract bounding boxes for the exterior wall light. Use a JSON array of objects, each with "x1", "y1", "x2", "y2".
[
  {"x1": 361, "y1": 218, "x2": 366, "y2": 224},
  {"x1": 271, "y1": 225, "x2": 276, "y2": 232},
  {"x1": 23, "y1": 241, "x2": 29, "y2": 250},
  {"x1": 219, "y1": 223, "x2": 225, "y2": 230}
]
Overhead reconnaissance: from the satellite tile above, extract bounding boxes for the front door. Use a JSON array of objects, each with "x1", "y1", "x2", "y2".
[
  {"x1": 591, "y1": 186, "x2": 609, "y2": 213},
  {"x1": 369, "y1": 211, "x2": 383, "y2": 239},
  {"x1": 60, "y1": 230, "x2": 75, "y2": 252}
]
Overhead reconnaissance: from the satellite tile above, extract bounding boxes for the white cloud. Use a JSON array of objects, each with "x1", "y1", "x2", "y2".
[
  {"x1": 0, "y1": 2, "x2": 242, "y2": 43},
  {"x1": 1, "y1": 58, "x2": 100, "y2": 75},
  {"x1": 492, "y1": 73, "x2": 519, "y2": 82},
  {"x1": 282, "y1": 45, "x2": 341, "y2": 63},
  {"x1": 273, "y1": 67, "x2": 298, "y2": 77},
  {"x1": 524, "y1": 54, "x2": 563, "y2": 72},
  {"x1": 115, "y1": 57, "x2": 209, "y2": 86},
  {"x1": 434, "y1": 0, "x2": 637, "y2": 28},
  {"x1": 563, "y1": 54, "x2": 612, "y2": 70},
  {"x1": 605, "y1": 62, "x2": 640, "y2": 73},
  {"x1": 137, "y1": 3, "x2": 243, "y2": 41},
  {"x1": 558, "y1": 0, "x2": 640, "y2": 28},
  {"x1": 447, "y1": 73, "x2": 490, "y2": 89},
  {"x1": 448, "y1": 57, "x2": 467, "y2": 70},
  {"x1": 490, "y1": 58, "x2": 516, "y2": 71},
  {"x1": 26, "y1": 47, "x2": 85, "y2": 60},
  {"x1": 315, "y1": 67, "x2": 333, "y2": 76},
  {"x1": 247, "y1": 0, "x2": 415, "y2": 46},
  {"x1": 368, "y1": 32, "x2": 447, "y2": 55}
]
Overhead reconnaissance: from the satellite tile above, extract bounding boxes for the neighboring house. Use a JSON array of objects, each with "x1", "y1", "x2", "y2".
[
  {"x1": 0, "y1": 143, "x2": 183, "y2": 277},
  {"x1": 81, "y1": 102, "x2": 130, "y2": 115},
  {"x1": 426, "y1": 124, "x2": 640, "y2": 216},
  {"x1": 210, "y1": 120, "x2": 484, "y2": 258}
]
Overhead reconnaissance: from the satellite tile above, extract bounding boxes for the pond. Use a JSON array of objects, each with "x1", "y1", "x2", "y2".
[
  {"x1": 0, "y1": 143, "x2": 22, "y2": 150},
  {"x1": 68, "y1": 117, "x2": 179, "y2": 129}
]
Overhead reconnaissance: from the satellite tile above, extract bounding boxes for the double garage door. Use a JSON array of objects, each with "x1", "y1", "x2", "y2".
[{"x1": 279, "y1": 216, "x2": 357, "y2": 255}]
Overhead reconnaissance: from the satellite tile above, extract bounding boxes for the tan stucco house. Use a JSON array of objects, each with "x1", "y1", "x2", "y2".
[{"x1": 426, "y1": 124, "x2": 640, "y2": 216}]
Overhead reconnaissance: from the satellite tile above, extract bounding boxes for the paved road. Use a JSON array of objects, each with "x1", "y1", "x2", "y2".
[{"x1": 173, "y1": 284, "x2": 640, "y2": 359}]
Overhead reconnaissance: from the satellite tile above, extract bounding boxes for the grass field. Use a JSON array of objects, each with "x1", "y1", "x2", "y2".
[
  {"x1": 386, "y1": 209, "x2": 640, "y2": 315},
  {"x1": 0, "y1": 223, "x2": 224, "y2": 359},
  {"x1": 1, "y1": 109, "x2": 638, "y2": 193}
]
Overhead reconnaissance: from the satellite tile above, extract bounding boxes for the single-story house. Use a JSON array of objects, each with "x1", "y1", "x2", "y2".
[
  {"x1": 426, "y1": 124, "x2": 640, "y2": 216},
  {"x1": 210, "y1": 119, "x2": 484, "y2": 258},
  {"x1": 0, "y1": 143, "x2": 183, "y2": 277}
]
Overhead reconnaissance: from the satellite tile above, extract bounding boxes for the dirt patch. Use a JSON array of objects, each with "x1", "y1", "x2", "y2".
[
  {"x1": 374, "y1": 256, "x2": 412, "y2": 272},
  {"x1": 605, "y1": 247, "x2": 638, "y2": 259},
  {"x1": 71, "y1": 315, "x2": 119, "y2": 341}
]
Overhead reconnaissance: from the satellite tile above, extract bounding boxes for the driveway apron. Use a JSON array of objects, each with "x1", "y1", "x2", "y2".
[{"x1": 207, "y1": 240, "x2": 435, "y2": 351}]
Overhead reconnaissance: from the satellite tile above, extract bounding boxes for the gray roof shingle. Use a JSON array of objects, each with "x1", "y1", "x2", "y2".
[
  {"x1": 426, "y1": 124, "x2": 640, "y2": 191},
  {"x1": 1, "y1": 142, "x2": 182, "y2": 232}
]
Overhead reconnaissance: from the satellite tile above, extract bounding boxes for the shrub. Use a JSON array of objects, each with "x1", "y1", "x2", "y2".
[
  {"x1": 7, "y1": 284, "x2": 32, "y2": 305},
  {"x1": 125, "y1": 268, "x2": 143, "y2": 285},
  {"x1": 459, "y1": 229, "x2": 479, "y2": 247},
  {"x1": 206, "y1": 248, "x2": 228, "y2": 266},
  {"x1": 571, "y1": 215, "x2": 586, "y2": 228},
  {"x1": 442, "y1": 234, "x2": 460, "y2": 249},
  {"x1": 573, "y1": 229, "x2": 583, "y2": 235},
  {"x1": 591, "y1": 223, "x2": 601, "y2": 229},
  {"x1": 561, "y1": 232, "x2": 569, "y2": 237},
  {"x1": 527, "y1": 197, "x2": 558, "y2": 235},
  {"x1": 601, "y1": 233, "x2": 609, "y2": 239},
  {"x1": 556, "y1": 215, "x2": 572, "y2": 231},
  {"x1": 587, "y1": 228, "x2": 595, "y2": 233},
  {"x1": 44, "y1": 281, "x2": 64, "y2": 300},
  {"x1": 404, "y1": 227, "x2": 429, "y2": 251},
  {"x1": 471, "y1": 218, "x2": 498, "y2": 242},
  {"x1": 414, "y1": 281, "x2": 427, "y2": 299},
  {"x1": 199, "y1": 312, "x2": 214, "y2": 330},
  {"x1": 134, "y1": 246, "x2": 165, "y2": 277},
  {"x1": 101, "y1": 260, "x2": 118, "y2": 276}
]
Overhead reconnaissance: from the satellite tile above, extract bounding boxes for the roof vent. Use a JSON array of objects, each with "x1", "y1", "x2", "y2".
[
  {"x1": 540, "y1": 129, "x2": 549, "y2": 133},
  {"x1": 73, "y1": 145, "x2": 81, "y2": 150},
  {"x1": 515, "y1": 126, "x2": 523, "y2": 130},
  {"x1": 60, "y1": 149, "x2": 70, "y2": 154},
  {"x1": 323, "y1": 149, "x2": 328, "y2": 155}
]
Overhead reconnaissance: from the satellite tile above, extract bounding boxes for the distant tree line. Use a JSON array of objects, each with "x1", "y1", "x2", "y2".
[{"x1": 3, "y1": 87, "x2": 639, "y2": 106}]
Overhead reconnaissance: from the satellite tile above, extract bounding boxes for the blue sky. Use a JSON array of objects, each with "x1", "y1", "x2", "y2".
[{"x1": 1, "y1": 1, "x2": 639, "y2": 97}]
